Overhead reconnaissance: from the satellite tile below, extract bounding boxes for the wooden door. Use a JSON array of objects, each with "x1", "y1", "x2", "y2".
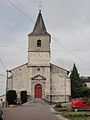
[{"x1": 35, "y1": 84, "x2": 42, "y2": 98}]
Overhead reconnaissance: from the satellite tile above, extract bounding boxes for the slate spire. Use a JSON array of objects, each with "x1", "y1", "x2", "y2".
[{"x1": 29, "y1": 10, "x2": 50, "y2": 36}]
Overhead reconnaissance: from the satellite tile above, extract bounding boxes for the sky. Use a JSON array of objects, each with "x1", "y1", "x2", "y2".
[{"x1": 0, "y1": 0, "x2": 90, "y2": 95}]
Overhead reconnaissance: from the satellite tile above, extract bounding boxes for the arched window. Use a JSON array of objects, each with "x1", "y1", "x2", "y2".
[{"x1": 37, "y1": 40, "x2": 41, "y2": 47}]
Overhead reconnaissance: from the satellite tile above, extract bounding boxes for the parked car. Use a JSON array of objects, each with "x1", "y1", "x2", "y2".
[
  {"x1": 0, "y1": 107, "x2": 3, "y2": 120},
  {"x1": 72, "y1": 100, "x2": 90, "y2": 112}
]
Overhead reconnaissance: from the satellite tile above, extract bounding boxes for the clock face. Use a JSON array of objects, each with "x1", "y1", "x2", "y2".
[{"x1": 37, "y1": 53, "x2": 41, "y2": 57}]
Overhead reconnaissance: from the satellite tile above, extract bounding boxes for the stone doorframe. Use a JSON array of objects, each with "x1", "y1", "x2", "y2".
[{"x1": 31, "y1": 74, "x2": 46, "y2": 99}]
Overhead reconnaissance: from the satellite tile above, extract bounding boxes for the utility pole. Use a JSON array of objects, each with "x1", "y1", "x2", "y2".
[{"x1": 5, "y1": 70, "x2": 8, "y2": 107}]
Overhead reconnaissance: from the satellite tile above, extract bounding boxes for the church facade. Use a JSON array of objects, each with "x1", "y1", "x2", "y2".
[{"x1": 8, "y1": 11, "x2": 71, "y2": 103}]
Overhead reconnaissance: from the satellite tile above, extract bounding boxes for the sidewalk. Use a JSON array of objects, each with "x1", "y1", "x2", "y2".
[{"x1": 49, "y1": 105, "x2": 69, "y2": 120}]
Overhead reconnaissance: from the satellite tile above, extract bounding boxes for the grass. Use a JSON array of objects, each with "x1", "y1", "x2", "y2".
[
  {"x1": 60, "y1": 111, "x2": 90, "y2": 120},
  {"x1": 55, "y1": 107, "x2": 90, "y2": 120}
]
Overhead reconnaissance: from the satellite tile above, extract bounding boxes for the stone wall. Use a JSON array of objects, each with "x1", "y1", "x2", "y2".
[
  {"x1": 50, "y1": 63, "x2": 71, "y2": 102},
  {"x1": 85, "y1": 82, "x2": 90, "y2": 88},
  {"x1": 28, "y1": 36, "x2": 50, "y2": 52},
  {"x1": 7, "y1": 63, "x2": 71, "y2": 103},
  {"x1": 29, "y1": 66, "x2": 50, "y2": 100},
  {"x1": 8, "y1": 64, "x2": 51, "y2": 101},
  {"x1": 28, "y1": 36, "x2": 50, "y2": 66},
  {"x1": 8, "y1": 64, "x2": 29, "y2": 97},
  {"x1": 50, "y1": 95, "x2": 70, "y2": 103}
]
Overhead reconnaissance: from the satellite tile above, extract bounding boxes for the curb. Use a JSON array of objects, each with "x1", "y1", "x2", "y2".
[{"x1": 49, "y1": 106, "x2": 69, "y2": 120}]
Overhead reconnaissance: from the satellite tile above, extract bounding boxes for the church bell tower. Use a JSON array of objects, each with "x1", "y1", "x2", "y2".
[{"x1": 28, "y1": 10, "x2": 51, "y2": 66}]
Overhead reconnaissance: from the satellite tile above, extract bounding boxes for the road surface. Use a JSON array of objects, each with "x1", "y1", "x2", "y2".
[{"x1": 3, "y1": 100, "x2": 61, "y2": 120}]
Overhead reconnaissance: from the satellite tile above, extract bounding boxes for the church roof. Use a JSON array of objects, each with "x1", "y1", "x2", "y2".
[
  {"x1": 50, "y1": 63, "x2": 70, "y2": 75},
  {"x1": 28, "y1": 10, "x2": 50, "y2": 36}
]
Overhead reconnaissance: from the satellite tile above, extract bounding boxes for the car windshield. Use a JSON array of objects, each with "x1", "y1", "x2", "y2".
[{"x1": 83, "y1": 101, "x2": 88, "y2": 105}]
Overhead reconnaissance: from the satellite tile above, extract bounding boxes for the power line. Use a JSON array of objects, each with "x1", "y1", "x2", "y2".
[
  {"x1": 0, "y1": 74, "x2": 6, "y2": 84},
  {"x1": 0, "y1": 45, "x2": 90, "y2": 52},
  {"x1": 0, "y1": 74, "x2": 6, "y2": 77},
  {"x1": 0, "y1": 45, "x2": 26, "y2": 50},
  {"x1": 51, "y1": 48, "x2": 90, "y2": 52},
  {"x1": 52, "y1": 37, "x2": 90, "y2": 65},
  {"x1": 0, "y1": 57, "x2": 6, "y2": 71},
  {"x1": 7, "y1": 0, "x2": 34, "y2": 23}
]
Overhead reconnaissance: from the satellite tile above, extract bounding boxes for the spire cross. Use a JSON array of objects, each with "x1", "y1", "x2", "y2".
[{"x1": 38, "y1": 1, "x2": 42, "y2": 11}]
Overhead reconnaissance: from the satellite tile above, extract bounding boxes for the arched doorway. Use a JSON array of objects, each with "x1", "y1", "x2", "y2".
[{"x1": 35, "y1": 84, "x2": 42, "y2": 98}]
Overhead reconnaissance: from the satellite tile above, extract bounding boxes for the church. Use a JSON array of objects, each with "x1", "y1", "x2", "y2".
[{"x1": 7, "y1": 10, "x2": 71, "y2": 103}]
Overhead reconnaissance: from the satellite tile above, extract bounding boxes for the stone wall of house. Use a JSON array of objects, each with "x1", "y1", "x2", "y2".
[
  {"x1": 81, "y1": 77, "x2": 90, "y2": 88},
  {"x1": 85, "y1": 82, "x2": 90, "y2": 88}
]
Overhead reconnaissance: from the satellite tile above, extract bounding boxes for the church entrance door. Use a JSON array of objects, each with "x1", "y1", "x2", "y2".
[{"x1": 35, "y1": 84, "x2": 42, "y2": 98}]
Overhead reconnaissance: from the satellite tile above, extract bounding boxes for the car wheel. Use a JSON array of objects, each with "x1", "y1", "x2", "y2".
[{"x1": 75, "y1": 108, "x2": 78, "y2": 112}]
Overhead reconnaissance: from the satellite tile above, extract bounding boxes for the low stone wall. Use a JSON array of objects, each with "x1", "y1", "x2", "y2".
[{"x1": 50, "y1": 95, "x2": 71, "y2": 103}]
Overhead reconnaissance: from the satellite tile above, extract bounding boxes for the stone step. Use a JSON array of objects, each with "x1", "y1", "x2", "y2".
[{"x1": 22, "y1": 98, "x2": 48, "y2": 106}]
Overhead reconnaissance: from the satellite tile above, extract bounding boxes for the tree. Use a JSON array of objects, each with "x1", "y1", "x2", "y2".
[
  {"x1": 81, "y1": 87, "x2": 90, "y2": 98},
  {"x1": 20, "y1": 91, "x2": 27, "y2": 103},
  {"x1": 70, "y1": 63, "x2": 84, "y2": 98},
  {"x1": 6, "y1": 90, "x2": 17, "y2": 105}
]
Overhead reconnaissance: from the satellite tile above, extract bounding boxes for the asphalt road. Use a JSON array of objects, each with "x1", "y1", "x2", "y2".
[{"x1": 3, "y1": 103, "x2": 60, "y2": 120}]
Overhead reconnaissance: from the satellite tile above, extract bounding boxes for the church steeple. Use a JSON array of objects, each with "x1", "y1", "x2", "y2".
[
  {"x1": 28, "y1": 10, "x2": 50, "y2": 36},
  {"x1": 28, "y1": 10, "x2": 51, "y2": 67}
]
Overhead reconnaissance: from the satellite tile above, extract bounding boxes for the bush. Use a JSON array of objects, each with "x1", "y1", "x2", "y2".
[
  {"x1": 6, "y1": 90, "x2": 17, "y2": 105},
  {"x1": 81, "y1": 87, "x2": 90, "y2": 98},
  {"x1": 20, "y1": 90, "x2": 27, "y2": 104}
]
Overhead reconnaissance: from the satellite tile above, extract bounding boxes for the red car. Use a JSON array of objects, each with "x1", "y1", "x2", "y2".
[{"x1": 72, "y1": 100, "x2": 90, "y2": 111}]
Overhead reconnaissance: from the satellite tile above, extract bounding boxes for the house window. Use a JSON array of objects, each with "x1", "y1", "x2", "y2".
[{"x1": 37, "y1": 40, "x2": 41, "y2": 47}]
